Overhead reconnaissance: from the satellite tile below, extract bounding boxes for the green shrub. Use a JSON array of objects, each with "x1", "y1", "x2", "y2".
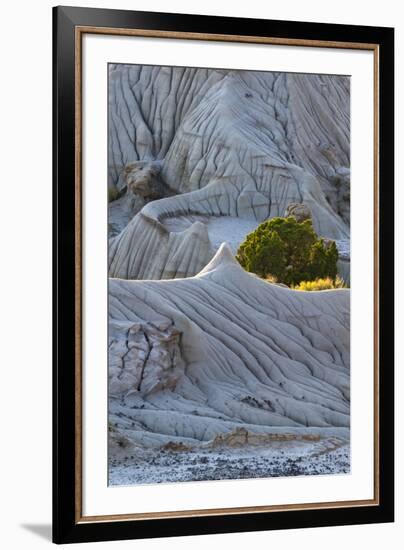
[
  {"x1": 236, "y1": 216, "x2": 338, "y2": 286},
  {"x1": 292, "y1": 276, "x2": 346, "y2": 291}
]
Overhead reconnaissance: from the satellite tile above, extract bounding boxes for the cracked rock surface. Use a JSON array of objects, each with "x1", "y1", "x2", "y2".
[{"x1": 109, "y1": 245, "x2": 350, "y2": 456}]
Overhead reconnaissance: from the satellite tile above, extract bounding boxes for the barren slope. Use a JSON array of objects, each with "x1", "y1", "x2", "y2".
[
  {"x1": 109, "y1": 244, "x2": 350, "y2": 452},
  {"x1": 108, "y1": 66, "x2": 350, "y2": 281}
]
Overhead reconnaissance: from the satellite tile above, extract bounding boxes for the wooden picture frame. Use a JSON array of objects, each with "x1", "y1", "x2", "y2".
[{"x1": 53, "y1": 5, "x2": 394, "y2": 544}]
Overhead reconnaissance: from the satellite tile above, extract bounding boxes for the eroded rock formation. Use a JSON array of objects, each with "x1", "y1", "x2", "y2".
[
  {"x1": 109, "y1": 244, "x2": 350, "y2": 449},
  {"x1": 108, "y1": 65, "x2": 350, "y2": 281}
]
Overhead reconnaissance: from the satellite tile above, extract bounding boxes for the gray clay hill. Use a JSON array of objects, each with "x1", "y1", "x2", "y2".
[{"x1": 107, "y1": 65, "x2": 351, "y2": 484}]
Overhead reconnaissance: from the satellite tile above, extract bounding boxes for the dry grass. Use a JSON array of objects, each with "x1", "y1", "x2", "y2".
[
  {"x1": 108, "y1": 186, "x2": 120, "y2": 203},
  {"x1": 292, "y1": 276, "x2": 346, "y2": 291}
]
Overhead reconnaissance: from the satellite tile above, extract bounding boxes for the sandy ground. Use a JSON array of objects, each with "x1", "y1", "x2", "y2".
[
  {"x1": 163, "y1": 214, "x2": 350, "y2": 258},
  {"x1": 109, "y1": 439, "x2": 350, "y2": 486},
  {"x1": 162, "y1": 214, "x2": 259, "y2": 254}
]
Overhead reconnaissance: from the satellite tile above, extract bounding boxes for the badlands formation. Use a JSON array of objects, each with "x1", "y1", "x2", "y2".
[{"x1": 108, "y1": 65, "x2": 351, "y2": 484}]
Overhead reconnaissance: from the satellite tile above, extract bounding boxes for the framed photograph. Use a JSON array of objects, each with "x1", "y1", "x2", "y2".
[{"x1": 53, "y1": 5, "x2": 394, "y2": 544}]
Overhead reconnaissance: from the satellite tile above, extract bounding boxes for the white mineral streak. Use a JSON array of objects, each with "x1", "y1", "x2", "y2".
[
  {"x1": 108, "y1": 66, "x2": 350, "y2": 281},
  {"x1": 109, "y1": 244, "x2": 350, "y2": 452}
]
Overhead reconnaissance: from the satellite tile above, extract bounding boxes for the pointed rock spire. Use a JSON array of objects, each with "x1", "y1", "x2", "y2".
[{"x1": 196, "y1": 242, "x2": 240, "y2": 276}]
